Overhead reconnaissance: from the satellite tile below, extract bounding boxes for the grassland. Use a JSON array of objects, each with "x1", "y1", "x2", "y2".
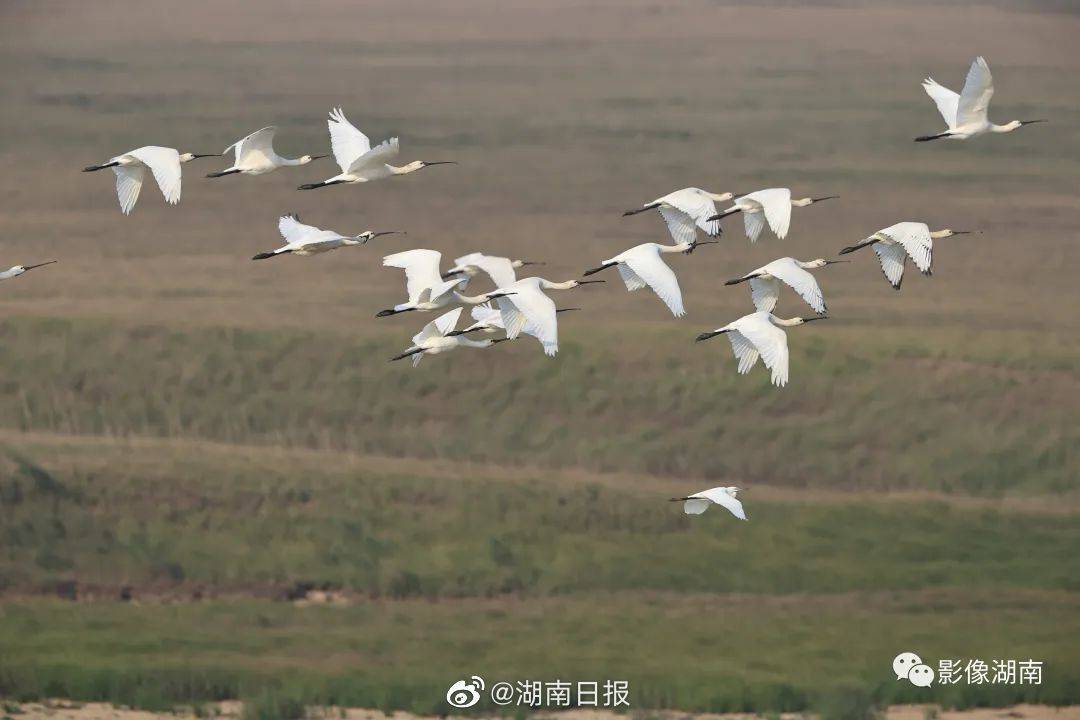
[
  {"x1": 0, "y1": 435, "x2": 1078, "y2": 713},
  {"x1": 0, "y1": 0, "x2": 1077, "y2": 716},
  {"x1": 0, "y1": 315, "x2": 1075, "y2": 496}
]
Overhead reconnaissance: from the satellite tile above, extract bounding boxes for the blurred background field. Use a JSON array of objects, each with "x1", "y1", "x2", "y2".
[{"x1": 0, "y1": 0, "x2": 1077, "y2": 716}]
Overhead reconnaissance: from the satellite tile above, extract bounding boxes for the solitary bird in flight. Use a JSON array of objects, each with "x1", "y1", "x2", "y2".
[
  {"x1": 670, "y1": 486, "x2": 748, "y2": 520},
  {"x1": 707, "y1": 189, "x2": 837, "y2": 242},
  {"x1": 252, "y1": 214, "x2": 401, "y2": 260},
  {"x1": 299, "y1": 108, "x2": 455, "y2": 190},
  {"x1": 916, "y1": 57, "x2": 1046, "y2": 142},
  {"x1": 84, "y1": 146, "x2": 219, "y2": 214},
  {"x1": 208, "y1": 126, "x2": 327, "y2": 177}
]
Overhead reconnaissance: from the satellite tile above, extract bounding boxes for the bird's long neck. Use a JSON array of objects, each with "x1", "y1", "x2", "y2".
[
  {"x1": 539, "y1": 279, "x2": 577, "y2": 291},
  {"x1": 389, "y1": 162, "x2": 423, "y2": 175},
  {"x1": 659, "y1": 242, "x2": 692, "y2": 254},
  {"x1": 453, "y1": 290, "x2": 491, "y2": 305}
]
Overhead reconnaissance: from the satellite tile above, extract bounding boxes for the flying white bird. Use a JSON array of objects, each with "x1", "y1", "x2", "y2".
[
  {"x1": 670, "y1": 486, "x2": 748, "y2": 519},
  {"x1": 83, "y1": 146, "x2": 219, "y2": 214},
  {"x1": 390, "y1": 307, "x2": 506, "y2": 366},
  {"x1": 377, "y1": 249, "x2": 515, "y2": 317},
  {"x1": 916, "y1": 57, "x2": 1046, "y2": 142},
  {"x1": 252, "y1": 214, "x2": 401, "y2": 260},
  {"x1": 724, "y1": 257, "x2": 847, "y2": 315},
  {"x1": 298, "y1": 108, "x2": 455, "y2": 190},
  {"x1": 838, "y1": 223, "x2": 971, "y2": 289},
  {"x1": 490, "y1": 277, "x2": 605, "y2": 356},
  {"x1": 446, "y1": 302, "x2": 578, "y2": 338},
  {"x1": 623, "y1": 187, "x2": 733, "y2": 245},
  {"x1": 696, "y1": 311, "x2": 826, "y2": 387},
  {"x1": 583, "y1": 238, "x2": 718, "y2": 317},
  {"x1": 442, "y1": 252, "x2": 544, "y2": 288},
  {"x1": 707, "y1": 188, "x2": 837, "y2": 242},
  {"x1": 207, "y1": 127, "x2": 328, "y2": 177},
  {"x1": 0, "y1": 260, "x2": 57, "y2": 281}
]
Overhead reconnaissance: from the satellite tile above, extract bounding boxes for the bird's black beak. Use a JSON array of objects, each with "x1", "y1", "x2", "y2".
[
  {"x1": 372, "y1": 231, "x2": 403, "y2": 238},
  {"x1": 24, "y1": 260, "x2": 58, "y2": 271},
  {"x1": 685, "y1": 240, "x2": 719, "y2": 255},
  {"x1": 1020, "y1": 119, "x2": 1048, "y2": 126},
  {"x1": 389, "y1": 348, "x2": 423, "y2": 362},
  {"x1": 811, "y1": 195, "x2": 839, "y2": 203},
  {"x1": 422, "y1": 161, "x2": 457, "y2": 167},
  {"x1": 695, "y1": 330, "x2": 723, "y2": 342}
]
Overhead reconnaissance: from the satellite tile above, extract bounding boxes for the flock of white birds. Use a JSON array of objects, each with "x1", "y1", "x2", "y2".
[{"x1": 9, "y1": 56, "x2": 1045, "y2": 521}]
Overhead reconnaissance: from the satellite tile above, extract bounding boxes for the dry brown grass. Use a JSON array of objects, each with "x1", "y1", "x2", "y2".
[{"x1": 0, "y1": 0, "x2": 1077, "y2": 336}]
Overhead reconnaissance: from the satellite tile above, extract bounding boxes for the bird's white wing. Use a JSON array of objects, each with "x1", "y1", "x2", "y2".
[
  {"x1": 471, "y1": 302, "x2": 505, "y2": 328},
  {"x1": 383, "y1": 249, "x2": 443, "y2": 302},
  {"x1": 921, "y1": 77, "x2": 960, "y2": 128},
  {"x1": 695, "y1": 488, "x2": 748, "y2": 520},
  {"x1": 658, "y1": 206, "x2": 698, "y2": 246},
  {"x1": 128, "y1": 146, "x2": 182, "y2": 205},
  {"x1": 226, "y1": 126, "x2": 276, "y2": 162},
  {"x1": 327, "y1": 107, "x2": 371, "y2": 172},
  {"x1": 767, "y1": 259, "x2": 826, "y2": 314},
  {"x1": 454, "y1": 253, "x2": 517, "y2": 289},
  {"x1": 956, "y1": 56, "x2": 994, "y2": 127},
  {"x1": 412, "y1": 307, "x2": 463, "y2": 346},
  {"x1": 754, "y1": 188, "x2": 792, "y2": 240},
  {"x1": 112, "y1": 165, "x2": 145, "y2": 215},
  {"x1": 622, "y1": 247, "x2": 685, "y2": 317},
  {"x1": 278, "y1": 214, "x2": 321, "y2": 242},
  {"x1": 682, "y1": 498, "x2": 711, "y2": 515},
  {"x1": 891, "y1": 223, "x2": 933, "y2": 275},
  {"x1": 663, "y1": 188, "x2": 722, "y2": 237},
  {"x1": 873, "y1": 241, "x2": 908, "y2": 289},
  {"x1": 748, "y1": 276, "x2": 781, "y2": 313},
  {"x1": 737, "y1": 314, "x2": 790, "y2": 387},
  {"x1": 726, "y1": 330, "x2": 760, "y2": 375},
  {"x1": 617, "y1": 263, "x2": 648, "y2": 292},
  {"x1": 495, "y1": 294, "x2": 529, "y2": 340},
  {"x1": 742, "y1": 208, "x2": 766, "y2": 243},
  {"x1": 347, "y1": 137, "x2": 400, "y2": 174},
  {"x1": 505, "y1": 283, "x2": 558, "y2": 356}
]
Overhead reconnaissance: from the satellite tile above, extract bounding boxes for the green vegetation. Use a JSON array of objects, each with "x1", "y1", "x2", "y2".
[
  {"x1": 0, "y1": 592, "x2": 1076, "y2": 713},
  {"x1": 0, "y1": 316, "x2": 1075, "y2": 496},
  {"x1": 0, "y1": 437, "x2": 1077, "y2": 713}
]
